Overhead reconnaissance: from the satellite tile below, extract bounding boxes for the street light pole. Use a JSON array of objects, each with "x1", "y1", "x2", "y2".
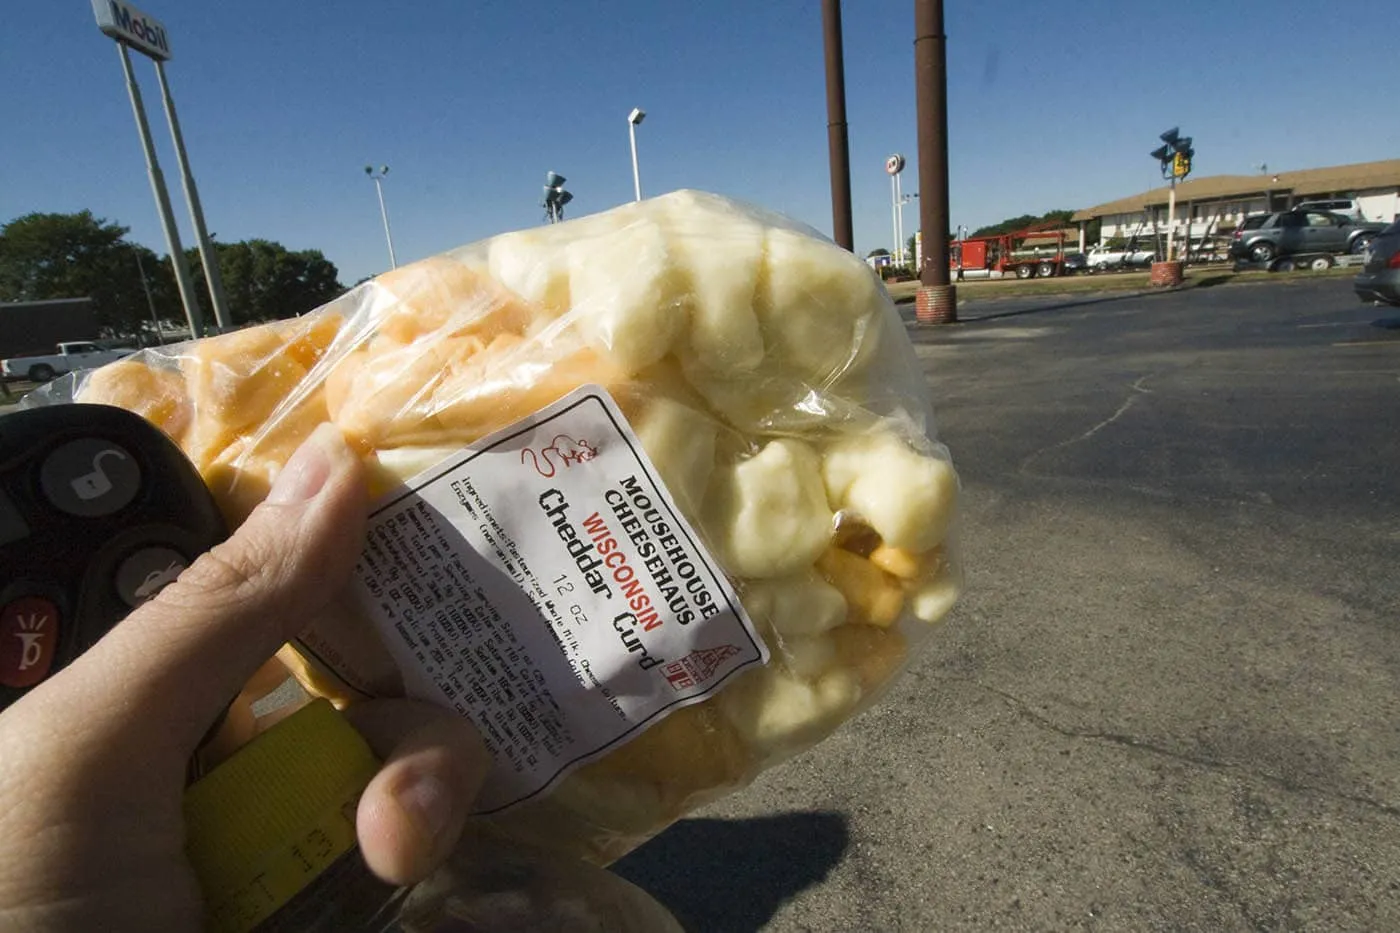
[
  {"x1": 898, "y1": 192, "x2": 919, "y2": 266},
  {"x1": 365, "y1": 165, "x2": 397, "y2": 270},
  {"x1": 627, "y1": 108, "x2": 646, "y2": 202}
]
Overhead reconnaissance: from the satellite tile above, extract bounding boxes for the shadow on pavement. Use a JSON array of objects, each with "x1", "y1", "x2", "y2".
[
  {"x1": 930, "y1": 287, "x2": 1180, "y2": 326},
  {"x1": 1192, "y1": 274, "x2": 1233, "y2": 288},
  {"x1": 967, "y1": 290, "x2": 1161, "y2": 322},
  {"x1": 612, "y1": 811, "x2": 850, "y2": 932}
]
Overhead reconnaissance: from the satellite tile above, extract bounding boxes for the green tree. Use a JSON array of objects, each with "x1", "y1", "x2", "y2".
[
  {"x1": 971, "y1": 209, "x2": 1075, "y2": 238},
  {"x1": 0, "y1": 211, "x2": 178, "y2": 336},
  {"x1": 2, "y1": 212, "x2": 347, "y2": 338},
  {"x1": 188, "y1": 240, "x2": 344, "y2": 327}
]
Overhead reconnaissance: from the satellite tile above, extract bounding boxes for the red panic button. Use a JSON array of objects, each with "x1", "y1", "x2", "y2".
[{"x1": 0, "y1": 597, "x2": 60, "y2": 689}]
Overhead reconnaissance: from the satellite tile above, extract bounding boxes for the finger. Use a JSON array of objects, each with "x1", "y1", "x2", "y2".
[
  {"x1": 344, "y1": 699, "x2": 490, "y2": 886},
  {"x1": 55, "y1": 424, "x2": 367, "y2": 756}
]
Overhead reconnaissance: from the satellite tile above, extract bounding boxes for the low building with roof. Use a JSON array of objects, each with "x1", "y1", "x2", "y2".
[{"x1": 1070, "y1": 157, "x2": 1400, "y2": 251}]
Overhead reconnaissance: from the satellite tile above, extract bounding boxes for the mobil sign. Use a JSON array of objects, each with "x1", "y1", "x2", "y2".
[{"x1": 92, "y1": 0, "x2": 172, "y2": 61}]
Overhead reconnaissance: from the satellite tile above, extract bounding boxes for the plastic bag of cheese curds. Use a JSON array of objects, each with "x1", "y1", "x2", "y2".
[{"x1": 37, "y1": 190, "x2": 963, "y2": 865}]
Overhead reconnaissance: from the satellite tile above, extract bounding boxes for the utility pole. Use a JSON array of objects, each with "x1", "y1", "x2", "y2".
[
  {"x1": 821, "y1": 0, "x2": 853, "y2": 251},
  {"x1": 914, "y1": 0, "x2": 955, "y2": 323}
]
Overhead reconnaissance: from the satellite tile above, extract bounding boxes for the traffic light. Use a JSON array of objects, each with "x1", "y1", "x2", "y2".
[
  {"x1": 1153, "y1": 128, "x2": 1194, "y2": 181},
  {"x1": 541, "y1": 171, "x2": 572, "y2": 223},
  {"x1": 1175, "y1": 137, "x2": 1194, "y2": 176}
]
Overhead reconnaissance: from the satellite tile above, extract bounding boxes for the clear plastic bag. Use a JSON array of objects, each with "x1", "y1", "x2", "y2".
[{"x1": 35, "y1": 191, "x2": 963, "y2": 865}]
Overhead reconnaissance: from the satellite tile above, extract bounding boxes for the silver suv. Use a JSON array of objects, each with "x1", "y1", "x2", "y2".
[{"x1": 1229, "y1": 211, "x2": 1384, "y2": 263}]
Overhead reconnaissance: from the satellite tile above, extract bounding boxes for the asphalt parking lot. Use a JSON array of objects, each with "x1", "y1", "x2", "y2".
[{"x1": 617, "y1": 277, "x2": 1400, "y2": 931}]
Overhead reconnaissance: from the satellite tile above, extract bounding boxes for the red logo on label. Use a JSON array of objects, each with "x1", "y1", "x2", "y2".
[
  {"x1": 662, "y1": 644, "x2": 742, "y2": 691},
  {"x1": 521, "y1": 435, "x2": 598, "y2": 478},
  {"x1": 0, "y1": 597, "x2": 60, "y2": 689}
]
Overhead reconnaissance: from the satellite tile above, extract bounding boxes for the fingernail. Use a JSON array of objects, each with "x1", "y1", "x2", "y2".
[
  {"x1": 267, "y1": 424, "x2": 347, "y2": 504},
  {"x1": 397, "y1": 773, "x2": 455, "y2": 849}
]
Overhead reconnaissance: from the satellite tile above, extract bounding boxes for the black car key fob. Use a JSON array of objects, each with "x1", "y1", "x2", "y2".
[{"x1": 0, "y1": 403, "x2": 227, "y2": 711}]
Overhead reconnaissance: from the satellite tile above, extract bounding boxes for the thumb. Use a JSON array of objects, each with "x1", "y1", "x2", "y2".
[{"x1": 58, "y1": 424, "x2": 368, "y2": 758}]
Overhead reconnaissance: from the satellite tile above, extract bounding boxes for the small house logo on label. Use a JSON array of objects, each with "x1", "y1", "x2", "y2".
[
  {"x1": 521, "y1": 435, "x2": 598, "y2": 478},
  {"x1": 663, "y1": 644, "x2": 741, "y2": 691}
]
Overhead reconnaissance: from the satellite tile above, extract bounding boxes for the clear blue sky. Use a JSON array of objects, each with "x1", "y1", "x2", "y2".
[{"x1": 4, "y1": 1, "x2": 1397, "y2": 285}]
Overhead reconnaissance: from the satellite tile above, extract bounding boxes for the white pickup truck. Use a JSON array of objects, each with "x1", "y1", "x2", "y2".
[
  {"x1": 1, "y1": 341, "x2": 134, "y2": 382},
  {"x1": 1086, "y1": 243, "x2": 1156, "y2": 272}
]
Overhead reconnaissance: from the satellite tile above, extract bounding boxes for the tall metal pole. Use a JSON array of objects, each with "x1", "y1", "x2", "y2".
[
  {"x1": 1165, "y1": 177, "x2": 1177, "y2": 262},
  {"x1": 371, "y1": 175, "x2": 397, "y2": 269},
  {"x1": 891, "y1": 173, "x2": 900, "y2": 261},
  {"x1": 117, "y1": 43, "x2": 204, "y2": 338},
  {"x1": 896, "y1": 174, "x2": 905, "y2": 264},
  {"x1": 914, "y1": 0, "x2": 956, "y2": 323},
  {"x1": 821, "y1": 0, "x2": 853, "y2": 251},
  {"x1": 153, "y1": 59, "x2": 231, "y2": 333},
  {"x1": 629, "y1": 121, "x2": 642, "y2": 202}
]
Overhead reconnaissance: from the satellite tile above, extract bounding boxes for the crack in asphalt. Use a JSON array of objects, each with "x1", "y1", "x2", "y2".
[
  {"x1": 1018, "y1": 373, "x2": 1158, "y2": 475},
  {"x1": 970, "y1": 680, "x2": 1400, "y2": 822},
  {"x1": 1177, "y1": 845, "x2": 1275, "y2": 933}
]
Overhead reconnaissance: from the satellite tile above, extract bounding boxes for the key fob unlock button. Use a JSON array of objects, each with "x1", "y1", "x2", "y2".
[{"x1": 40, "y1": 439, "x2": 142, "y2": 518}]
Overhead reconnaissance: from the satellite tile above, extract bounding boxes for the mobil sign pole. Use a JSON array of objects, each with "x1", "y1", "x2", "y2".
[
  {"x1": 153, "y1": 55, "x2": 231, "y2": 332},
  {"x1": 94, "y1": 0, "x2": 202, "y2": 339},
  {"x1": 886, "y1": 154, "x2": 905, "y2": 264},
  {"x1": 93, "y1": 0, "x2": 230, "y2": 336}
]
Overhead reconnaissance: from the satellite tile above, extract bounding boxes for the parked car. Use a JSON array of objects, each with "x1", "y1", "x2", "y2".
[
  {"x1": 1061, "y1": 252, "x2": 1089, "y2": 274},
  {"x1": 1086, "y1": 243, "x2": 1155, "y2": 271},
  {"x1": 1228, "y1": 210, "x2": 1385, "y2": 263},
  {"x1": 1353, "y1": 220, "x2": 1400, "y2": 307},
  {"x1": 0, "y1": 341, "x2": 133, "y2": 382},
  {"x1": 1292, "y1": 198, "x2": 1365, "y2": 221}
]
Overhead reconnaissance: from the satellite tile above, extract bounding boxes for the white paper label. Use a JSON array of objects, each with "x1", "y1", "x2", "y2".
[{"x1": 351, "y1": 386, "x2": 768, "y2": 813}]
